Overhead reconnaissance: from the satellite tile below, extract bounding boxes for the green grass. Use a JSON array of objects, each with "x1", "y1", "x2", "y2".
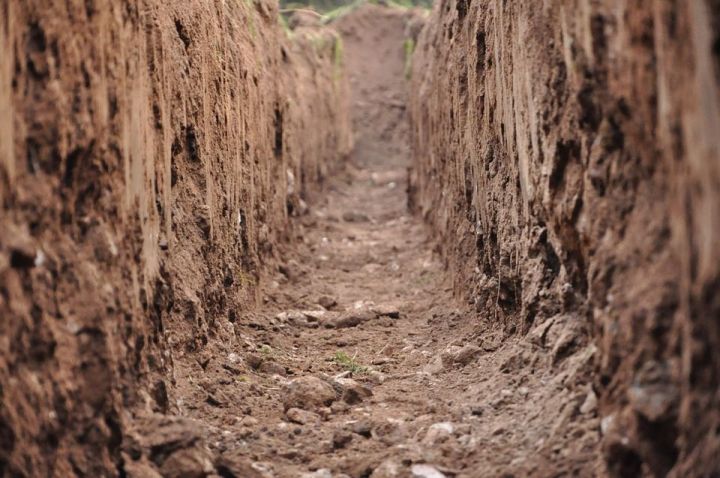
[
  {"x1": 278, "y1": 13, "x2": 293, "y2": 38},
  {"x1": 404, "y1": 37, "x2": 415, "y2": 79},
  {"x1": 320, "y1": 0, "x2": 366, "y2": 24},
  {"x1": 333, "y1": 351, "x2": 369, "y2": 374}
]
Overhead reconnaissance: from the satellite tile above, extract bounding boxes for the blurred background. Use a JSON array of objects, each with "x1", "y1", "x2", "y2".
[{"x1": 280, "y1": 0, "x2": 434, "y2": 15}]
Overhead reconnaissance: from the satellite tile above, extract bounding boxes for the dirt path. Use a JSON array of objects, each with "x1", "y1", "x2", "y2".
[{"x1": 152, "y1": 6, "x2": 601, "y2": 478}]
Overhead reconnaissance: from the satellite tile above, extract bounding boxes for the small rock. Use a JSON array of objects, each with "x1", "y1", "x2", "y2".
[
  {"x1": 275, "y1": 310, "x2": 306, "y2": 323},
  {"x1": 332, "y1": 430, "x2": 354, "y2": 449},
  {"x1": 278, "y1": 448, "x2": 300, "y2": 460},
  {"x1": 367, "y1": 370, "x2": 386, "y2": 384},
  {"x1": 371, "y1": 304, "x2": 400, "y2": 319},
  {"x1": 469, "y1": 405, "x2": 484, "y2": 416},
  {"x1": 423, "y1": 422, "x2": 454, "y2": 445},
  {"x1": 331, "y1": 401, "x2": 350, "y2": 414},
  {"x1": 318, "y1": 296, "x2": 338, "y2": 310},
  {"x1": 333, "y1": 377, "x2": 373, "y2": 404},
  {"x1": 351, "y1": 420, "x2": 373, "y2": 437},
  {"x1": 628, "y1": 384, "x2": 677, "y2": 421},
  {"x1": 325, "y1": 310, "x2": 376, "y2": 328},
  {"x1": 423, "y1": 355, "x2": 444, "y2": 375},
  {"x1": 371, "y1": 419, "x2": 407, "y2": 445},
  {"x1": 216, "y1": 452, "x2": 266, "y2": 478},
  {"x1": 258, "y1": 361, "x2": 286, "y2": 376},
  {"x1": 282, "y1": 376, "x2": 337, "y2": 411},
  {"x1": 439, "y1": 346, "x2": 463, "y2": 368},
  {"x1": 159, "y1": 447, "x2": 215, "y2": 478},
  {"x1": 239, "y1": 416, "x2": 259, "y2": 426},
  {"x1": 370, "y1": 459, "x2": 402, "y2": 478},
  {"x1": 453, "y1": 344, "x2": 481, "y2": 365},
  {"x1": 286, "y1": 408, "x2": 320, "y2": 425},
  {"x1": 410, "y1": 464, "x2": 446, "y2": 478},
  {"x1": 301, "y1": 469, "x2": 332, "y2": 478},
  {"x1": 302, "y1": 310, "x2": 326, "y2": 322},
  {"x1": 123, "y1": 459, "x2": 163, "y2": 478},
  {"x1": 246, "y1": 354, "x2": 263, "y2": 370},
  {"x1": 342, "y1": 211, "x2": 370, "y2": 223},
  {"x1": 580, "y1": 389, "x2": 598, "y2": 414}
]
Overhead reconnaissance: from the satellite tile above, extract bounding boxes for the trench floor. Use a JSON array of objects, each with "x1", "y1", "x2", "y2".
[{"x1": 166, "y1": 158, "x2": 601, "y2": 477}]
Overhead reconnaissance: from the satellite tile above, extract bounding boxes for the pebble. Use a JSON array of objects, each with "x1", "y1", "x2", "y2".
[
  {"x1": 318, "y1": 296, "x2": 338, "y2": 310},
  {"x1": 259, "y1": 361, "x2": 286, "y2": 376},
  {"x1": 453, "y1": 344, "x2": 481, "y2": 365},
  {"x1": 370, "y1": 459, "x2": 402, "y2": 478},
  {"x1": 325, "y1": 310, "x2": 376, "y2": 328},
  {"x1": 368, "y1": 370, "x2": 386, "y2": 384},
  {"x1": 246, "y1": 354, "x2": 264, "y2": 370},
  {"x1": 410, "y1": 464, "x2": 446, "y2": 478},
  {"x1": 275, "y1": 310, "x2": 307, "y2": 323},
  {"x1": 423, "y1": 356, "x2": 444, "y2": 375},
  {"x1": 333, "y1": 377, "x2": 373, "y2": 404},
  {"x1": 332, "y1": 430, "x2": 354, "y2": 449},
  {"x1": 371, "y1": 304, "x2": 400, "y2": 318},
  {"x1": 160, "y1": 447, "x2": 215, "y2": 478},
  {"x1": 342, "y1": 211, "x2": 370, "y2": 222},
  {"x1": 423, "y1": 422, "x2": 454, "y2": 445},
  {"x1": 301, "y1": 469, "x2": 332, "y2": 478},
  {"x1": 286, "y1": 408, "x2": 320, "y2": 425},
  {"x1": 351, "y1": 420, "x2": 373, "y2": 437},
  {"x1": 281, "y1": 376, "x2": 337, "y2": 411},
  {"x1": 580, "y1": 389, "x2": 598, "y2": 414}
]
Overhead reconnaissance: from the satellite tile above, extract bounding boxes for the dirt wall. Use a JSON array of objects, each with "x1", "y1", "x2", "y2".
[
  {"x1": 409, "y1": 1, "x2": 720, "y2": 476},
  {"x1": 0, "y1": 1, "x2": 350, "y2": 475}
]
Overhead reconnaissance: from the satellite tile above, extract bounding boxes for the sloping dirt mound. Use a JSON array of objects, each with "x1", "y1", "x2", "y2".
[
  {"x1": 0, "y1": 1, "x2": 350, "y2": 475},
  {"x1": 410, "y1": 1, "x2": 720, "y2": 475}
]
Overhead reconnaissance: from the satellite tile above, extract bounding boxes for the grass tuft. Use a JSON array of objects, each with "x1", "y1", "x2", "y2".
[
  {"x1": 333, "y1": 351, "x2": 369, "y2": 374},
  {"x1": 404, "y1": 37, "x2": 415, "y2": 79}
]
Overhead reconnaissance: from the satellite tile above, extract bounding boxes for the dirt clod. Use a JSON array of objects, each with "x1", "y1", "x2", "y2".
[{"x1": 282, "y1": 376, "x2": 338, "y2": 411}]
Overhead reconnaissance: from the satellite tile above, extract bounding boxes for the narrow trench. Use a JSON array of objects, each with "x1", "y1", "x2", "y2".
[
  {"x1": 163, "y1": 7, "x2": 598, "y2": 478},
  {"x1": 5, "y1": 1, "x2": 718, "y2": 477}
]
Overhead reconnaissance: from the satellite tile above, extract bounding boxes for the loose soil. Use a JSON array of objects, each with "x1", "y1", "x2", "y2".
[{"x1": 162, "y1": 6, "x2": 601, "y2": 477}]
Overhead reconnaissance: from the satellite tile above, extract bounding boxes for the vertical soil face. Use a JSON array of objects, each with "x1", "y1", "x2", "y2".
[
  {"x1": 410, "y1": 1, "x2": 720, "y2": 475},
  {"x1": 0, "y1": 1, "x2": 349, "y2": 475}
]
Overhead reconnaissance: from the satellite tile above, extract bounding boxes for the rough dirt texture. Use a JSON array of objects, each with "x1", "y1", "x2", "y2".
[
  {"x1": 157, "y1": 5, "x2": 601, "y2": 477},
  {"x1": 410, "y1": 1, "x2": 720, "y2": 476},
  {"x1": 0, "y1": 1, "x2": 349, "y2": 475}
]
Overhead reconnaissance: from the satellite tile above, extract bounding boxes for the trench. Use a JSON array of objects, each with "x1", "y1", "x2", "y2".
[
  {"x1": 1, "y1": 1, "x2": 720, "y2": 478},
  {"x1": 162, "y1": 6, "x2": 601, "y2": 477}
]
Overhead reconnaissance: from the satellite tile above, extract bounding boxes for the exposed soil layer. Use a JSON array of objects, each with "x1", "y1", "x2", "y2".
[
  {"x1": 0, "y1": 1, "x2": 349, "y2": 475},
  {"x1": 163, "y1": 6, "x2": 601, "y2": 476},
  {"x1": 1, "y1": 1, "x2": 719, "y2": 477},
  {"x1": 410, "y1": 1, "x2": 720, "y2": 476}
]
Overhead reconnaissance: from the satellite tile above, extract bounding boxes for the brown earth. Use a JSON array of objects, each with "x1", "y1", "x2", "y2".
[
  {"x1": 1, "y1": 1, "x2": 719, "y2": 477},
  {"x1": 161, "y1": 5, "x2": 601, "y2": 477},
  {"x1": 410, "y1": 1, "x2": 720, "y2": 476},
  {"x1": 0, "y1": 1, "x2": 349, "y2": 475}
]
